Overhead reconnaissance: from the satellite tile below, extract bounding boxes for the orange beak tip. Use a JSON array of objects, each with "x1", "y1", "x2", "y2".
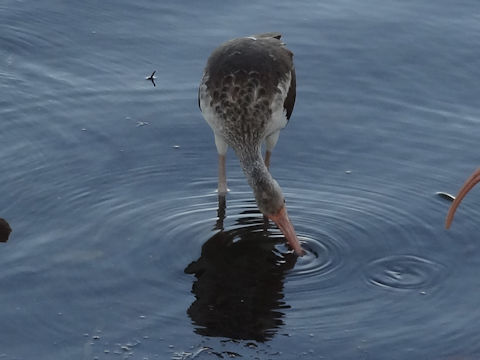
[
  {"x1": 269, "y1": 206, "x2": 305, "y2": 257},
  {"x1": 296, "y1": 248, "x2": 307, "y2": 257}
]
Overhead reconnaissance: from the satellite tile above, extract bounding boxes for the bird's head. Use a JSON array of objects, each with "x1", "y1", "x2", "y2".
[
  {"x1": 253, "y1": 178, "x2": 305, "y2": 256},
  {"x1": 254, "y1": 177, "x2": 285, "y2": 216}
]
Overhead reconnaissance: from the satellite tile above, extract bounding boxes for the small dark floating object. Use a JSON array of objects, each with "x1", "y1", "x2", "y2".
[
  {"x1": 0, "y1": 218, "x2": 12, "y2": 242},
  {"x1": 436, "y1": 192, "x2": 455, "y2": 201},
  {"x1": 146, "y1": 70, "x2": 157, "y2": 87}
]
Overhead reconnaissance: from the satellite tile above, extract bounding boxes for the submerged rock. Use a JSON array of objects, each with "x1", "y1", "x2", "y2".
[{"x1": 0, "y1": 218, "x2": 11, "y2": 242}]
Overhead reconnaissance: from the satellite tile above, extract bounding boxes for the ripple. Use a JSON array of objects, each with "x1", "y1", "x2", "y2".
[
  {"x1": 281, "y1": 184, "x2": 425, "y2": 292},
  {"x1": 364, "y1": 254, "x2": 446, "y2": 290},
  {"x1": 283, "y1": 232, "x2": 347, "y2": 289},
  {"x1": 264, "y1": 178, "x2": 457, "y2": 342}
]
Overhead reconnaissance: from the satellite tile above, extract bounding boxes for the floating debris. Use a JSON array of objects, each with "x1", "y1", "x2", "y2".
[
  {"x1": 172, "y1": 145, "x2": 180, "y2": 149},
  {"x1": 436, "y1": 192, "x2": 455, "y2": 201},
  {"x1": 136, "y1": 121, "x2": 149, "y2": 127},
  {"x1": 146, "y1": 70, "x2": 157, "y2": 87},
  {"x1": 81, "y1": 128, "x2": 87, "y2": 131},
  {"x1": 345, "y1": 170, "x2": 352, "y2": 174}
]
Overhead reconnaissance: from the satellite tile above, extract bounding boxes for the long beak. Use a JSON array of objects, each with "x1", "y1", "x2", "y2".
[
  {"x1": 268, "y1": 206, "x2": 306, "y2": 256},
  {"x1": 446, "y1": 168, "x2": 480, "y2": 229}
]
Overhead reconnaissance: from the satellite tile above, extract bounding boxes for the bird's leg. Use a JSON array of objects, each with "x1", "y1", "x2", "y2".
[
  {"x1": 264, "y1": 150, "x2": 272, "y2": 170},
  {"x1": 215, "y1": 193, "x2": 226, "y2": 231},
  {"x1": 263, "y1": 150, "x2": 272, "y2": 224},
  {"x1": 218, "y1": 154, "x2": 228, "y2": 194},
  {"x1": 262, "y1": 212, "x2": 269, "y2": 229}
]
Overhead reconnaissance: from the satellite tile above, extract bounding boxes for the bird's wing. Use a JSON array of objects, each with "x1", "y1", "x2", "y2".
[{"x1": 283, "y1": 68, "x2": 296, "y2": 121}]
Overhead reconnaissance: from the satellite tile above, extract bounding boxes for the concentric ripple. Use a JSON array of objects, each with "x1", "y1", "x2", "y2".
[
  {"x1": 258, "y1": 176, "x2": 456, "y2": 343},
  {"x1": 280, "y1": 230, "x2": 348, "y2": 290},
  {"x1": 364, "y1": 254, "x2": 446, "y2": 290}
]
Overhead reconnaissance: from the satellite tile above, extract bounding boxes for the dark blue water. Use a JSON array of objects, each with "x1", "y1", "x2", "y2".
[{"x1": 1, "y1": 0, "x2": 480, "y2": 359}]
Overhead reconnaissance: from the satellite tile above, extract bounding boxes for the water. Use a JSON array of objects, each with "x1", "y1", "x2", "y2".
[{"x1": 1, "y1": 0, "x2": 480, "y2": 359}]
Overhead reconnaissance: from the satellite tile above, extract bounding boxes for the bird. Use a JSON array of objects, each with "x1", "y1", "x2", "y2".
[
  {"x1": 146, "y1": 70, "x2": 156, "y2": 87},
  {"x1": 445, "y1": 168, "x2": 480, "y2": 229},
  {"x1": 198, "y1": 33, "x2": 305, "y2": 256}
]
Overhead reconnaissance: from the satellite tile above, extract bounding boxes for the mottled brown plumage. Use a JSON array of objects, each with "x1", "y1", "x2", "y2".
[
  {"x1": 199, "y1": 33, "x2": 295, "y2": 149},
  {"x1": 199, "y1": 33, "x2": 304, "y2": 255}
]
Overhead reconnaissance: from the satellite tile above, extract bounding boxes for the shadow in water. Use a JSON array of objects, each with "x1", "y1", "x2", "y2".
[
  {"x1": 185, "y1": 195, "x2": 297, "y2": 341},
  {"x1": 0, "y1": 218, "x2": 12, "y2": 243}
]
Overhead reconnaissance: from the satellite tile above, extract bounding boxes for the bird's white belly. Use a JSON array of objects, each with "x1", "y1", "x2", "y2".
[
  {"x1": 199, "y1": 82, "x2": 229, "y2": 154},
  {"x1": 265, "y1": 73, "x2": 291, "y2": 136}
]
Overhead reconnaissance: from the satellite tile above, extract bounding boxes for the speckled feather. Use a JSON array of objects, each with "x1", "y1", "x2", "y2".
[{"x1": 198, "y1": 33, "x2": 296, "y2": 152}]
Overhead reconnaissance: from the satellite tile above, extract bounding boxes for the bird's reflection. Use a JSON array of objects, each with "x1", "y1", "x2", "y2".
[
  {"x1": 185, "y1": 195, "x2": 297, "y2": 342},
  {"x1": 0, "y1": 218, "x2": 11, "y2": 243}
]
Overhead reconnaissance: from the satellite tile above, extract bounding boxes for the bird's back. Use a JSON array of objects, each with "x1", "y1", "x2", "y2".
[{"x1": 199, "y1": 33, "x2": 296, "y2": 150}]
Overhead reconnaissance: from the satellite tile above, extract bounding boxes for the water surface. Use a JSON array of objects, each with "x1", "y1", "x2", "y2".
[{"x1": 1, "y1": 0, "x2": 480, "y2": 359}]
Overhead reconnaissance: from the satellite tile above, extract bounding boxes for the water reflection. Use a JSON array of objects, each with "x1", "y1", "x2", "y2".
[
  {"x1": 185, "y1": 195, "x2": 297, "y2": 341},
  {"x1": 0, "y1": 218, "x2": 11, "y2": 243}
]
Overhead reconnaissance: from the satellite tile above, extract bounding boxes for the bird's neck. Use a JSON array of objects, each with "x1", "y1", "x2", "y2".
[
  {"x1": 237, "y1": 146, "x2": 284, "y2": 216},
  {"x1": 237, "y1": 147, "x2": 272, "y2": 193}
]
